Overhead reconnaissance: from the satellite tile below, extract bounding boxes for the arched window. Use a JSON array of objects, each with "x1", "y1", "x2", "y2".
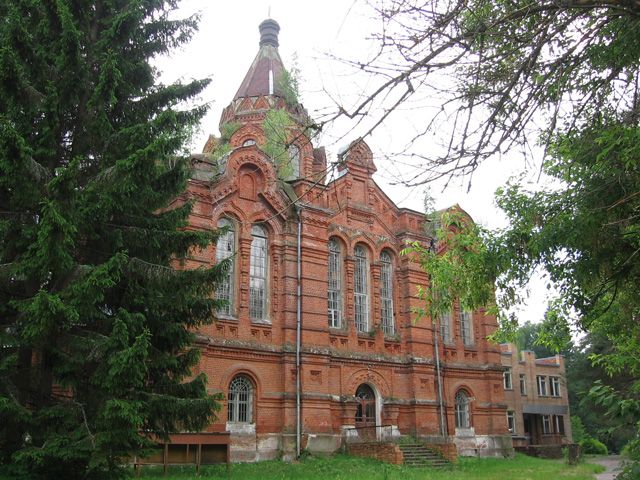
[
  {"x1": 380, "y1": 251, "x2": 394, "y2": 335},
  {"x1": 328, "y1": 239, "x2": 342, "y2": 328},
  {"x1": 354, "y1": 245, "x2": 369, "y2": 332},
  {"x1": 228, "y1": 375, "x2": 254, "y2": 423},
  {"x1": 288, "y1": 144, "x2": 300, "y2": 178},
  {"x1": 242, "y1": 139, "x2": 256, "y2": 147},
  {"x1": 455, "y1": 390, "x2": 471, "y2": 429},
  {"x1": 250, "y1": 224, "x2": 268, "y2": 320},
  {"x1": 215, "y1": 218, "x2": 235, "y2": 316}
]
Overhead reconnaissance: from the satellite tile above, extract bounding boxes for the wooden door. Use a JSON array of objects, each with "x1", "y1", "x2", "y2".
[{"x1": 355, "y1": 384, "x2": 376, "y2": 439}]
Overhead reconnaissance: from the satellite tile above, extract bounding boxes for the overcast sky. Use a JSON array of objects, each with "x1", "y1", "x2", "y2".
[{"x1": 158, "y1": 0, "x2": 553, "y2": 325}]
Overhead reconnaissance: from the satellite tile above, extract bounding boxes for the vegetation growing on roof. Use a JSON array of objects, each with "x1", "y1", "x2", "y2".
[
  {"x1": 277, "y1": 55, "x2": 301, "y2": 107},
  {"x1": 262, "y1": 109, "x2": 297, "y2": 180}
]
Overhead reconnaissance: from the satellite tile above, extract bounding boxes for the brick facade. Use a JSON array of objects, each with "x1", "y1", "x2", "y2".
[
  {"x1": 500, "y1": 343, "x2": 573, "y2": 449},
  {"x1": 182, "y1": 18, "x2": 512, "y2": 462}
]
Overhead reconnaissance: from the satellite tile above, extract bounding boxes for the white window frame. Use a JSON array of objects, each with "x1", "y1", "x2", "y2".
[
  {"x1": 327, "y1": 239, "x2": 342, "y2": 328},
  {"x1": 215, "y1": 218, "x2": 235, "y2": 316},
  {"x1": 250, "y1": 224, "x2": 268, "y2": 320},
  {"x1": 354, "y1": 245, "x2": 369, "y2": 333},
  {"x1": 228, "y1": 375, "x2": 254, "y2": 424},
  {"x1": 503, "y1": 368, "x2": 513, "y2": 390},
  {"x1": 537, "y1": 375, "x2": 547, "y2": 396},
  {"x1": 507, "y1": 411, "x2": 516, "y2": 434},
  {"x1": 380, "y1": 251, "x2": 395, "y2": 335},
  {"x1": 554, "y1": 415, "x2": 565, "y2": 435},
  {"x1": 550, "y1": 376, "x2": 561, "y2": 397},
  {"x1": 519, "y1": 374, "x2": 527, "y2": 396}
]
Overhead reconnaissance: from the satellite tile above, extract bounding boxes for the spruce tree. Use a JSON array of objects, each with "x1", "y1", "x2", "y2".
[{"x1": 0, "y1": 1, "x2": 222, "y2": 478}]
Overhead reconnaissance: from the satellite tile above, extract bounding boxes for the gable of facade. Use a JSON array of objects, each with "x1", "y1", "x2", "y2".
[{"x1": 181, "y1": 18, "x2": 513, "y2": 462}]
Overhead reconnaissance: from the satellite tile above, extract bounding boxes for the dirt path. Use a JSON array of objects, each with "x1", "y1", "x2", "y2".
[{"x1": 592, "y1": 455, "x2": 624, "y2": 480}]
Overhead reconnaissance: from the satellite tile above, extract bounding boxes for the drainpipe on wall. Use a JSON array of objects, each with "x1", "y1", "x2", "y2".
[
  {"x1": 434, "y1": 318, "x2": 447, "y2": 437},
  {"x1": 295, "y1": 205, "x2": 302, "y2": 458}
]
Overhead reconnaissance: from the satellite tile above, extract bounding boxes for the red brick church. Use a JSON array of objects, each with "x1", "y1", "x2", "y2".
[{"x1": 183, "y1": 18, "x2": 512, "y2": 462}]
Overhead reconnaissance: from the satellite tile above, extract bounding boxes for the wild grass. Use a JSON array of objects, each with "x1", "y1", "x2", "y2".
[{"x1": 131, "y1": 452, "x2": 605, "y2": 479}]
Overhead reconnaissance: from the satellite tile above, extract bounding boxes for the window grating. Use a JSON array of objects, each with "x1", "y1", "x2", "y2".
[
  {"x1": 455, "y1": 390, "x2": 471, "y2": 428},
  {"x1": 380, "y1": 251, "x2": 394, "y2": 335},
  {"x1": 228, "y1": 375, "x2": 253, "y2": 423},
  {"x1": 250, "y1": 225, "x2": 267, "y2": 320},
  {"x1": 354, "y1": 246, "x2": 369, "y2": 332},
  {"x1": 328, "y1": 239, "x2": 342, "y2": 328},
  {"x1": 215, "y1": 218, "x2": 235, "y2": 315}
]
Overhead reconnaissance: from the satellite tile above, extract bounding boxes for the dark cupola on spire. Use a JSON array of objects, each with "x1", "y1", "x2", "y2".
[{"x1": 259, "y1": 18, "x2": 280, "y2": 47}]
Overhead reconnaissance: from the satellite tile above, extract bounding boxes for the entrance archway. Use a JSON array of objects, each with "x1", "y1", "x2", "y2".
[{"x1": 355, "y1": 384, "x2": 376, "y2": 439}]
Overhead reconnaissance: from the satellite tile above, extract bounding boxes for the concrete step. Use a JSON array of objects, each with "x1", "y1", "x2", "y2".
[{"x1": 398, "y1": 444, "x2": 450, "y2": 468}]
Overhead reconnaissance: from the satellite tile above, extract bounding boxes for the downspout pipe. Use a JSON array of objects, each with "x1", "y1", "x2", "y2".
[
  {"x1": 434, "y1": 317, "x2": 447, "y2": 437},
  {"x1": 295, "y1": 205, "x2": 302, "y2": 458}
]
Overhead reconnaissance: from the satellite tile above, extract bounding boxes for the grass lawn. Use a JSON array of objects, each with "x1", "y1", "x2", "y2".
[{"x1": 131, "y1": 453, "x2": 605, "y2": 479}]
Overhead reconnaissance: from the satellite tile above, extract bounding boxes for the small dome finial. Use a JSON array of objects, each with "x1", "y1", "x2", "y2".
[{"x1": 259, "y1": 19, "x2": 280, "y2": 48}]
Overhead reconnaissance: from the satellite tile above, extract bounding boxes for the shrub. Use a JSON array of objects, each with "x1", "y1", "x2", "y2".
[
  {"x1": 621, "y1": 439, "x2": 640, "y2": 460},
  {"x1": 580, "y1": 437, "x2": 608, "y2": 455}
]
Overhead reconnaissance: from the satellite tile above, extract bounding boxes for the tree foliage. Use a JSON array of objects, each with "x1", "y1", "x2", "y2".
[
  {"x1": 332, "y1": 0, "x2": 640, "y2": 184},
  {"x1": 403, "y1": 209, "x2": 496, "y2": 325},
  {"x1": 0, "y1": 1, "x2": 223, "y2": 478}
]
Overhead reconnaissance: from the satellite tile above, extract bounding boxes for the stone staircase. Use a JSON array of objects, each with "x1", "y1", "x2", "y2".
[{"x1": 398, "y1": 443, "x2": 450, "y2": 468}]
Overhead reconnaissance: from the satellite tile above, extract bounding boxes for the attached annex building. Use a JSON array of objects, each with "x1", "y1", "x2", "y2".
[
  {"x1": 500, "y1": 343, "x2": 573, "y2": 450},
  {"x1": 184, "y1": 19, "x2": 513, "y2": 461}
]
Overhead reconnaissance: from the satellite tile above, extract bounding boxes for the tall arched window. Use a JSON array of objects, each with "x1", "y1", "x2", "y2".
[
  {"x1": 328, "y1": 239, "x2": 342, "y2": 328},
  {"x1": 380, "y1": 251, "x2": 394, "y2": 335},
  {"x1": 215, "y1": 218, "x2": 235, "y2": 316},
  {"x1": 455, "y1": 390, "x2": 471, "y2": 429},
  {"x1": 250, "y1": 225, "x2": 268, "y2": 320},
  {"x1": 228, "y1": 375, "x2": 254, "y2": 423},
  {"x1": 354, "y1": 245, "x2": 369, "y2": 332}
]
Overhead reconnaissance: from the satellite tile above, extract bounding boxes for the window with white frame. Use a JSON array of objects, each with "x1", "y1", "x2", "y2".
[
  {"x1": 440, "y1": 311, "x2": 452, "y2": 344},
  {"x1": 537, "y1": 375, "x2": 547, "y2": 396},
  {"x1": 380, "y1": 251, "x2": 395, "y2": 335},
  {"x1": 250, "y1": 225, "x2": 268, "y2": 320},
  {"x1": 542, "y1": 414, "x2": 552, "y2": 434},
  {"x1": 455, "y1": 390, "x2": 471, "y2": 429},
  {"x1": 550, "y1": 376, "x2": 561, "y2": 397},
  {"x1": 354, "y1": 245, "x2": 369, "y2": 333},
  {"x1": 228, "y1": 375, "x2": 254, "y2": 423},
  {"x1": 519, "y1": 374, "x2": 527, "y2": 395},
  {"x1": 554, "y1": 415, "x2": 565, "y2": 435},
  {"x1": 327, "y1": 239, "x2": 342, "y2": 328},
  {"x1": 504, "y1": 368, "x2": 513, "y2": 390},
  {"x1": 507, "y1": 411, "x2": 516, "y2": 434},
  {"x1": 460, "y1": 309, "x2": 474, "y2": 345},
  {"x1": 215, "y1": 218, "x2": 235, "y2": 316}
]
